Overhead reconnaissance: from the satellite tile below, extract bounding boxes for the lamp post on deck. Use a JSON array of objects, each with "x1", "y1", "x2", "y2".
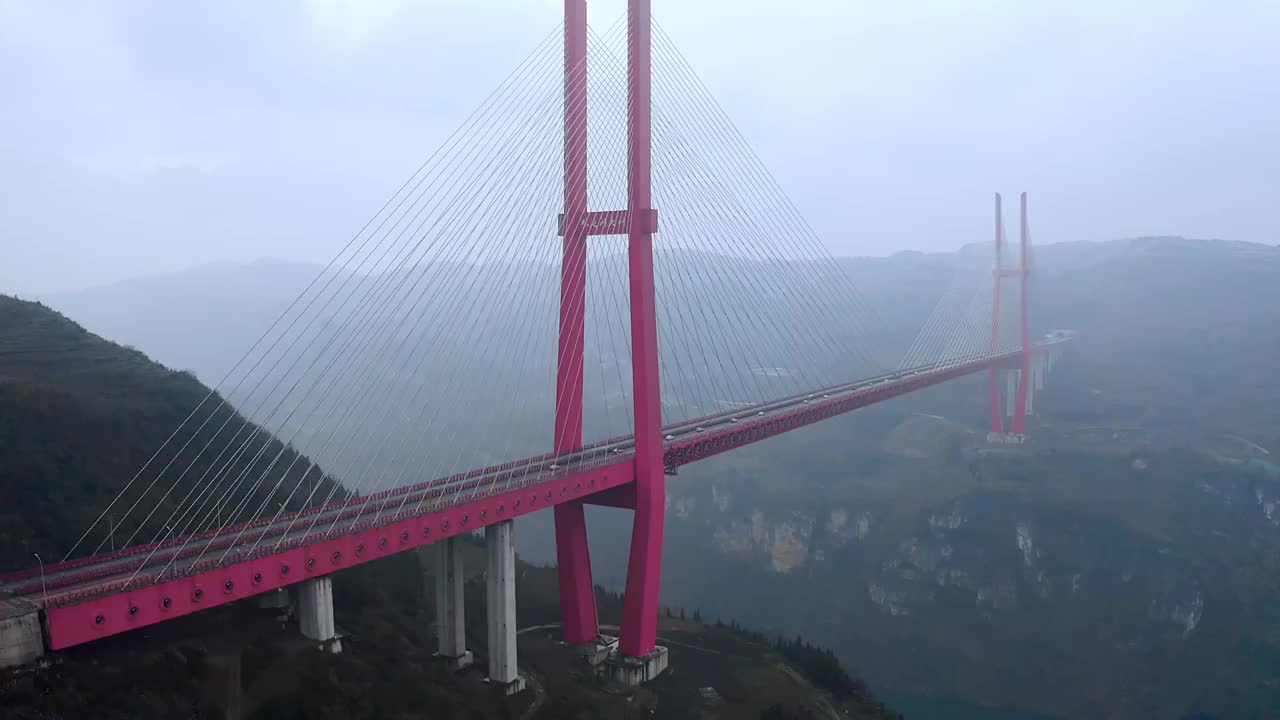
[{"x1": 33, "y1": 553, "x2": 47, "y2": 607}]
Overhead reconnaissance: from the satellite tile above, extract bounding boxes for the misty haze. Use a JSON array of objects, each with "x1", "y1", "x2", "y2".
[{"x1": 2, "y1": 2, "x2": 1278, "y2": 720}]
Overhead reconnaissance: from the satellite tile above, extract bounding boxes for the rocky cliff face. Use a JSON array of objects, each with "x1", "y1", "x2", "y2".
[
  {"x1": 682, "y1": 480, "x2": 1209, "y2": 637},
  {"x1": 656, "y1": 446, "x2": 1280, "y2": 719}
]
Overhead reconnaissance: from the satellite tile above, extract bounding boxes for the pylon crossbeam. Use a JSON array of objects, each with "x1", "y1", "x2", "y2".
[{"x1": 557, "y1": 209, "x2": 659, "y2": 236}]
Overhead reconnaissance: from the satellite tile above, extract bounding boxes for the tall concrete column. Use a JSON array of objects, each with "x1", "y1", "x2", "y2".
[
  {"x1": 1006, "y1": 370, "x2": 1020, "y2": 418},
  {"x1": 1025, "y1": 369, "x2": 1035, "y2": 415},
  {"x1": 297, "y1": 576, "x2": 341, "y2": 653},
  {"x1": 435, "y1": 537, "x2": 472, "y2": 669},
  {"x1": 485, "y1": 520, "x2": 525, "y2": 693},
  {"x1": 1033, "y1": 356, "x2": 1045, "y2": 391}
]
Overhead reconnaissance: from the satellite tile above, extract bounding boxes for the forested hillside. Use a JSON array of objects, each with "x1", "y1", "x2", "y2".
[
  {"x1": 1034, "y1": 238, "x2": 1280, "y2": 447},
  {"x1": 0, "y1": 295, "x2": 343, "y2": 570}
]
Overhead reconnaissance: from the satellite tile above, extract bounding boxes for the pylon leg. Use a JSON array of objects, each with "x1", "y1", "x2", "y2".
[
  {"x1": 988, "y1": 367, "x2": 1004, "y2": 433},
  {"x1": 553, "y1": 0, "x2": 600, "y2": 647},
  {"x1": 987, "y1": 193, "x2": 1005, "y2": 435},
  {"x1": 617, "y1": 0, "x2": 666, "y2": 669},
  {"x1": 618, "y1": 468, "x2": 664, "y2": 657},
  {"x1": 1011, "y1": 192, "x2": 1032, "y2": 436},
  {"x1": 554, "y1": 502, "x2": 599, "y2": 643}
]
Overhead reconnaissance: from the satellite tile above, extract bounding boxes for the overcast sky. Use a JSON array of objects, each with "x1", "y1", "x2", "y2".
[{"x1": 2, "y1": 0, "x2": 1277, "y2": 293}]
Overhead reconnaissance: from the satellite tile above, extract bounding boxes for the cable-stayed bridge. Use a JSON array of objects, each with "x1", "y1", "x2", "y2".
[{"x1": 0, "y1": 0, "x2": 1070, "y2": 687}]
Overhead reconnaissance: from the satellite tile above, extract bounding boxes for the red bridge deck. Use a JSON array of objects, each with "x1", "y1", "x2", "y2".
[{"x1": 1, "y1": 343, "x2": 1063, "y2": 650}]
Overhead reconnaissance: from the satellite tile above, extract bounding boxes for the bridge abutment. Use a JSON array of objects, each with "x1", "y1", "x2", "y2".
[
  {"x1": 484, "y1": 520, "x2": 525, "y2": 694},
  {"x1": 434, "y1": 536, "x2": 473, "y2": 669},
  {"x1": 297, "y1": 576, "x2": 341, "y2": 653},
  {"x1": 0, "y1": 597, "x2": 45, "y2": 668}
]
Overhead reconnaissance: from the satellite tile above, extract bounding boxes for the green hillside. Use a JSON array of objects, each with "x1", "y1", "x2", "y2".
[{"x1": 0, "y1": 294, "x2": 344, "y2": 570}]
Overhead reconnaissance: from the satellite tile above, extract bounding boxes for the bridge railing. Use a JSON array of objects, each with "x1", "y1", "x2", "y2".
[
  {"x1": 0, "y1": 428, "x2": 640, "y2": 587},
  {"x1": 17, "y1": 345, "x2": 1061, "y2": 605},
  {"x1": 39, "y1": 450, "x2": 633, "y2": 608}
]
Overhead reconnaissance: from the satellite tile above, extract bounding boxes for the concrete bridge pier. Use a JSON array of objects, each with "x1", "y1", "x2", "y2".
[
  {"x1": 1025, "y1": 367, "x2": 1036, "y2": 416},
  {"x1": 297, "y1": 576, "x2": 341, "y2": 653},
  {"x1": 0, "y1": 597, "x2": 45, "y2": 668},
  {"x1": 1006, "y1": 370, "x2": 1020, "y2": 418},
  {"x1": 1002, "y1": 367, "x2": 1036, "y2": 418},
  {"x1": 484, "y1": 520, "x2": 525, "y2": 694},
  {"x1": 434, "y1": 537, "x2": 473, "y2": 669},
  {"x1": 987, "y1": 369, "x2": 1027, "y2": 444}
]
